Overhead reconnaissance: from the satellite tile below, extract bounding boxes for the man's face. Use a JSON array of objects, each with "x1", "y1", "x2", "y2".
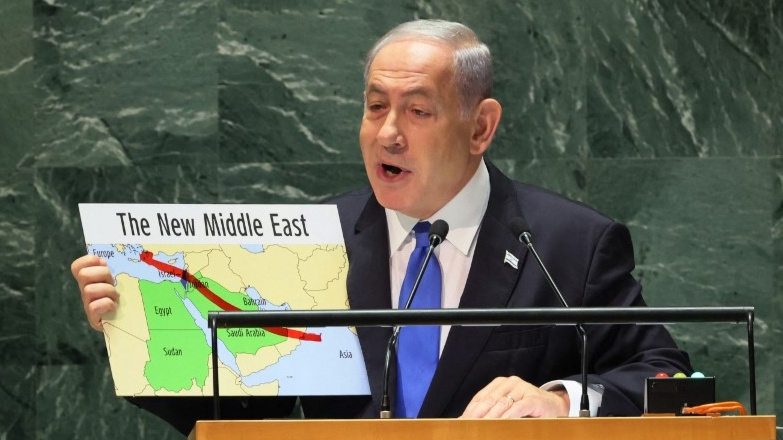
[{"x1": 360, "y1": 39, "x2": 482, "y2": 219}]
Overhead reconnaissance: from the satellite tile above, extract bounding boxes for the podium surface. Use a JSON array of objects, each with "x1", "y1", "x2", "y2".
[{"x1": 189, "y1": 416, "x2": 776, "y2": 440}]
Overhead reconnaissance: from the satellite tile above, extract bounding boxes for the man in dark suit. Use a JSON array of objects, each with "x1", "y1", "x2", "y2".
[
  {"x1": 71, "y1": 18, "x2": 691, "y2": 432},
  {"x1": 298, "y1": 18, "x2": 690, "y2": 419},
  {"x1": 308, "y1": 162, "x2": 691, "y2": 419}
]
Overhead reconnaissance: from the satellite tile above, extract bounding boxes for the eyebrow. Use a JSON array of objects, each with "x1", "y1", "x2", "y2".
[{"x1": 366, "y1": 83, "x2": 433, "y2": 99}]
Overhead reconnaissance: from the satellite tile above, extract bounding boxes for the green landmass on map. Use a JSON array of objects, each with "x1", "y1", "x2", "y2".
[
  {"x1": 186, "y1": 272, "x2": 287, "y2": 353},
  {"x1": 137, "y1": 272, "x2": 287, "y2": 392},
  {"x1": 139, "y1": 279, "x2": 212, "y2": 391}
]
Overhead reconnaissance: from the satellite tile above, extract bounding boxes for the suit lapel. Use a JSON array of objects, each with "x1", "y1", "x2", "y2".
[
  {"x1": 345, "y1": 194, "x2": 392, "y2": 414},
  {"x1": 418, "y1": 163, "x2": 530, "y2": 417}
]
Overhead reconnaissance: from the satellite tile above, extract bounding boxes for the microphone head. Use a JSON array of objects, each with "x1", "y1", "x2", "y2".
[
  {"x1": 428, "y1": 219, "x2": 449, "y2": 246},
  {"x1": 510, "y1": 217, "x2": 530, "y2": 237},
  {"x1": 510, "y1": 217, "x2": 532, "y2": 244}
]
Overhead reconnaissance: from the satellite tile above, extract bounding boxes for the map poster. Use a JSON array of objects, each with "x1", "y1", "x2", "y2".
[{"x1": 78, "y1": 203, "x2": 370, "y2": 397}]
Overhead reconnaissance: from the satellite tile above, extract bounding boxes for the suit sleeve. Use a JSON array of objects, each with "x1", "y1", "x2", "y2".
[{"x1": 564, "y1": 221, "x2": 692, "y2": 416}]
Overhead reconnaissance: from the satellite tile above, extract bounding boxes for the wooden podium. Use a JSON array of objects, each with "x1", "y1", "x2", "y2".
[
  {"x1": 200, "y1": 307, "x2": 770, "y2": 439},
  {"x1": 188, "y1": 416, "x2": 776, "y2": 440}
]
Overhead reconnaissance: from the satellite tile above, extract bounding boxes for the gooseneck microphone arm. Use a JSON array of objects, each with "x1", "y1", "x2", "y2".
[
  {"x1": 380, "y1": 220, "x2": 449, "y2": 419},
  {"x1": 510, "y1": 217, "x2": 591, "y2": 418}
]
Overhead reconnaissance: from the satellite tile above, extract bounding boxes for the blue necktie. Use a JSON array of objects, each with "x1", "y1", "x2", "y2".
[{"x1": 396, "y1": 221, "x2": 442, "y2": 418}]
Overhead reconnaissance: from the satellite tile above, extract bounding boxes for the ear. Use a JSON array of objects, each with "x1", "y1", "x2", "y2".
[{"x1": 470, "y1": 98, "x2": 502, "y2": 155}]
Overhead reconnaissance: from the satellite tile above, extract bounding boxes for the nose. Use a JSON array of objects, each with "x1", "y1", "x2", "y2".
[{"x1": 377, "y1": 111, "x2": 406, "y2": 152}]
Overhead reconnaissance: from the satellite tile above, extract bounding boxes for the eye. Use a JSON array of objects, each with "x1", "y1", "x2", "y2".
[{"x1": 411, "y1": 108, "x2": 430, "y2": 117}]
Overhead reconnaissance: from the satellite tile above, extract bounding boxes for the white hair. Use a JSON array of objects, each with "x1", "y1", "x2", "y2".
[{"x1": 363, "y1": 19, "x2": 493, "y2": 118}]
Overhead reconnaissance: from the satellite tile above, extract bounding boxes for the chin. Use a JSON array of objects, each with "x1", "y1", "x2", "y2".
[
  {"x1": 374, "y1": 192, "x2": 413, "y2": 216},
  {"x1": 374, "y1": 194, "x2": 403, "y2": 211}
]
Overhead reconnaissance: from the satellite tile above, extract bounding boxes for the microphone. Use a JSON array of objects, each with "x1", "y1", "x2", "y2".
[
  {"x1": 510, "y1": 217, "x2": 591, "y2": 418},
  {"x1": 380, "y1": 219, "x2": 449, "y2": 418}
]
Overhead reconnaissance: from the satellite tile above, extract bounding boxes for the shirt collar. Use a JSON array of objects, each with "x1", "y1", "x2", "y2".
[{"x1": 386, "y1": 159, "x2": 490, "y2": 257}]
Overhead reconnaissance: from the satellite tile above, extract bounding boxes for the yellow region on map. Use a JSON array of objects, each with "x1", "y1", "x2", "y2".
[
  {"x1": 235, "y1": 337, "x2": 302, "y2": 377},
  {"x1": 223, "y1": 245, "x2": 348, "y2": 310},
  {"x1": 103, "y1": 273, "x2": 151, "y2": 395}
]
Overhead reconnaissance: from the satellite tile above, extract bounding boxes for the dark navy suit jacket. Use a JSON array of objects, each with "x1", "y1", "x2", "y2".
[{"x1": 301, "y1": 161, "x2": 691, "y2": 418}]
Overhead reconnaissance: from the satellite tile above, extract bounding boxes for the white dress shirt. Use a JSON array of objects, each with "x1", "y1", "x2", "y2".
[
  {"x1": 386, "y1": 159, "x2": 490, "y2": 352},
  {"x1": 384, "y1": 159, "x2": 602, "y2": 417}
]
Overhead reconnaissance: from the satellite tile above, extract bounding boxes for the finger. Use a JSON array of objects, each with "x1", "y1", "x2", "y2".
[
  {"x1": 500, "y1": 397, "x2": 536, "y2": 419},
  {"x1": 464, "y1": 376, "x2": 545, "y2": 419},
  {"x1": 85, "y1": 296, "x2": 117, "y2": 331},
  {"x1": 460, "y1": 378, "x2": 501, "y2": 417},
  {"x1": 480, "y1": 377, "x2": 532, "y2": 418},
  {"x1": 75, "y1": 263, "x2": 115, "y2": 294},
  {"x1": 461, "y1": 377, "x2": 512, "y2": 418},
  {"x1": 461, "y1": 394, "x2": 497, "y2": 418},
  {"x1": 483, "y1": 393, "x2": 518, "y2": 418},
  {"x1": 82, "y1": 282, "x2": 119, "y2": 331},
  {"x1": 82, "y1": 281, "x2": 120, "y2": 305},
  {"x1": 71, "y1": 254, "x2": 106, "y2": 280},
  {"x1": 501, "y1": 388, "x2": 570, "y2": 419}
]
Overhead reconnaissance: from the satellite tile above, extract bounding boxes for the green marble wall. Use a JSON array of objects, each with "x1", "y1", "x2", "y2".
[{"x1": 0, "y1": 0, "x2": 781, "y2": 438}]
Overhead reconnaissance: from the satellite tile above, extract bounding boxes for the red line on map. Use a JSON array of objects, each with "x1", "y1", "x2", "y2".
[{"x1": 140, "y1": 250, "x2": 321, "y2": 342}]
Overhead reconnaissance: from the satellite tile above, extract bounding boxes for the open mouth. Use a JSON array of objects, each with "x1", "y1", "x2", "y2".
[{"x1": 381, "y1": 163, "x2": 403, "y2": 176}]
